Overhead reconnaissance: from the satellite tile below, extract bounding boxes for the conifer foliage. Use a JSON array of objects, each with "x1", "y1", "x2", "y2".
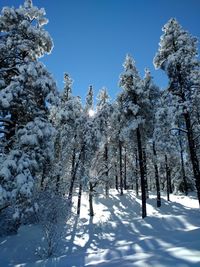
[
  {"x1": 0, "y1": 0, "x2": 57, "y2": 226},
  {"x1": 154, "y1": 18, "x2": 200, "y2": 205}
]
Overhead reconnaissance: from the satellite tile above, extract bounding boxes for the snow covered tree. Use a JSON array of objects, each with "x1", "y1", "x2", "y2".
[
  {"x1": 50, "y1": 73, "x2": 83, "y2": 199},
  {"x1": 154, "y1": 18, "x2": 200, "y2": 205},
  {"x1": 119, "y1": 54, "x2": 152, "y2": 218},
  {"x1": 143, "y1": 68, "x2": 162, "y2": 207},
  {"x1": 85, "y1": 85, "x2": 94, "y2": 115},
  {"x1": 154, "y1": 91, "x2": 176, "y2": 200},
  {"x1": 62, "y1": 73, "x2": 72, "y2": 102},
  {"x1": 96, "y1": 87, "x2": 113, "y2": 196},
  {"x1": 83, "y1": 86, "x2": 102, "y2": 215},
  {"x1": 110, "y1": 98, "x2": 126, "y2": 195},
  {"x1": 0, "y1": 0, "x2": 57, "y2": 227}
]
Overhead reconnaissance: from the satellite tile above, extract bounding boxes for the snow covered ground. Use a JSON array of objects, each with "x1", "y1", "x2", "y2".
[{"x1": 0, "y1": 190, "x2": 200, "y2": 267}]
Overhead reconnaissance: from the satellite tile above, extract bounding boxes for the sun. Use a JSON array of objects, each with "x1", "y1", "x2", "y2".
[{"x1": 88, "y1": 109, "x2": 95, "y2": 117}]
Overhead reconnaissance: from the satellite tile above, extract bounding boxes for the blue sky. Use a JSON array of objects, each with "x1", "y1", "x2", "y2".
[{"x1": 1, "y1": 0, "x2": 200, "y2": 103}]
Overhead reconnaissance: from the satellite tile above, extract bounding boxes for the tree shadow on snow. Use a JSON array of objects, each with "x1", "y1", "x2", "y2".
[{"x1": 62, "y1": 192, "x2": 200, "y2": 267}]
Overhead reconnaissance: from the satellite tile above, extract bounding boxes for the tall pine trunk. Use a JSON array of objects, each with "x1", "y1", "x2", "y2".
[
  {"x1": 104, "y1": 143, "x2": 109, "y2": 197},
  {"x1": 183, "y1": 111, "x2": 200, "y2": 204},
  {"x1": 136, "y1": 127, "x2": 146, "y2": 218},
  {"x1": 143, "y1": 148, "x2": 149, "y2": 198},
  {"x1": 68, "y1": 147, "x2": 76, "y2": 204},
  {"x1": 68, "y1": 143, "x2": 85, "y2": 205},
  {"x1": 176, "y1": 68, "x2": 200, "y2": 205},
  {"x1": 115, "y1": 162, "x2": 119, "y2": 190},
  {"x1": 89, "y1": 182, "x2": 94, "y2": 216},
  {"x1": 77, "y1": 149, "x2": 85, "y2": 215},
  {"x1": 165, "y1": 154, "x2": 170, "y2": 201},
  {"x1": 77, "y1": 182, "x2": 82, "y2": 215},
  {"x1": 124, "y1": 146, "x2": 127, "y2": 190},
  {"x1": 135, "y1": 148, "x2": 139, "y2": 196},
  {"x1": 153, "y1": 141, "x2": 161, "y2": 207},
  {"x1": 119, "y1": 140, "x2": 123, "y2": 195},
  {"x1": 178, "y1": 126, "x2": 188, "y2": 195}
]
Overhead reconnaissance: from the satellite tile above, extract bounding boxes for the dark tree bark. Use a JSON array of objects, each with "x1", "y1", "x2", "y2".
[
  {"x1": 52, "y1": 132, "x2": 61, "y2": 192},
  {"x1": 174, "y1": 65, "x2": 200, "y2": 205},
  {"x1": 169, "y1": 167, "x2": 173, "y2": 194},
  {"x1": 165, "y1": 154, "x2": 170, "y2": 201},
  {"x1": 115, "y1": 162, "x2": 119, "y2": 191},
  {"x1": 119, "y1": 140, "x2": 123, "y2": 195},
  {"x1": 104, "y1": 143, "x2": 109, "y2": 197},
  {"x1": 89, "y1": 182, "x2": 94, "y2": 217},
  {"x1": 77, "y1": 182, "x2": 82, "y2": 215},
  {"x1": 40, "y1": 159, "x2": 50, "y2": 190},
  {"x1": 135, "y1": 148, "x2": 139, "y2": 197},
  {"x1": 124, "y1": 146, "x2": 127, "y2": 190},
  {"x1": 71, "y1": 147, "x2": 76, "y2": 178},
  {"x1": 67, "y1": 147, "x2": 76, "y2": 201},
  {"x1": 136, "y1": 127, "x2": 147, "y2": 218},
  {"x1": 77, "y1": 149, "x2": 85, "y2": 215},
  {"x1": 183, "y1": 111, "x2": 200, "y2": 204},
  {"x1": 0, "y1": 114, "x2": 16, "y2": 153},
  {"x1": 153, "y1": 141, "x2": 161, "y2": 207},
  {"x1": 178, "y1": 125, "x2": 188, "y2": 195},
  {"x1": 68, "y1": 143, "x2": 85, "y2": 205},
  {"x1": 55, "y1": 174, "x2": 61, "y2": 193},
  {"x1": 143, "y1": 148, "x2": 149, "y2": 199}
]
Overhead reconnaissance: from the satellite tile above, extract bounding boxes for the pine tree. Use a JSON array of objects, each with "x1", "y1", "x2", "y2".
[
  {"x1": 0, "y1": 0, "x2": 57, "y2": 225},
  {"x1": 143, "y1": 68, "x2": 161, "y2": 207},
  {"x1": 110, "y1": 99, "x2": 125, "y2": 196},
  {"x1": 85, "y1": 85, "x2": 94, "y2": 115},
  {"x1": 51, "y1": 73, "x2": 83, "y2": 198},
  {"x1": 154, "y1": 18, "x2": 200, "y2": 205},
  {"x1": 96, "y1": 87, "x2": 112, "y2": 197},
  {"x1": 119, "y1": 55, "x2": 152, "y2": 218}
]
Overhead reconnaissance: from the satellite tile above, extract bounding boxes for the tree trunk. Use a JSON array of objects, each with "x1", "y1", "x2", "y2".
[
  {"x1": 169, "y1": 167, "x2": 172, "y2": 193},
  {"x1": 4, "y1": 113, "x2": 16, "y2": 152},
  {"x1": 124, "y1": 146, "x2": 127, "y2": 190},
  {"x1": 175, "y1": 64, "x2": 200, "y2": 205},
  {"x1": 77, "y1": 148, "x2": 85, "y2": 215},
  {"x1": 40, "y1": 161, "x2": 50, "y2": 190},
  {"x1": 68, "y1": 143, "x2": 85, "y2": 205},
  {"x1": 180, "y1": 149, "x2": 187, "y2": 195},
  {"x1": 89, "y1": 182, "x2": 94, "y2": 216},
  {"x1": 119, "y1": 140, "x2": 123, "y2": 195},
  {"x1": 104, "y1": 143, "x2": 109, "y2": 197},
  {"x1": 183, "y1": 111, "x2": 200, "y2": 204},
  {"x1": 56, "y1": 174, "x2": 61, "y2": 193},
  {"x1": 68, "y1": 147, "x2": 76, "y2": 203},
  {"x1": 165, "y1": 154, "x2": 170, "y2": 201},
  {"x1": 153, "y1": 141, "x2": 161, "y2": 207},
  {"x1": 77, "y1": 182, "x2": 82, "y2": 215},
  {"x1": 178, "y1": 126, "x2": 188, "y2": 195},
  {"x1": 143, "y1": 148, "x2": 149, "y2": 198},
  {"x1": 135, "y1": 148, "x2": 139, "y2": 196},
  {"x1": 136, "y1": 127, "x2": 146, "y2": 218},
  {"x1": 53, "y1": 132, "x2": 62, "y2": 193},
  {"x1": 71, "y1": 147, "x2": 76, "y2": 178},
  {"x1": 115, "y1": 162, "x2": 119, "y2": 190}
]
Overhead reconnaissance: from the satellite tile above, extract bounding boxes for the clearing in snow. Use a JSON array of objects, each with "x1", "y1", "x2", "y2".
[{"x1": 0, "y1": 191, "x2": 200, "y2": 267}]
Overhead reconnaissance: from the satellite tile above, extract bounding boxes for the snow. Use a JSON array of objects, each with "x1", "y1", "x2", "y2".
[{"x1": 0, "y1": 191, "x2": 200, "y2": 267}]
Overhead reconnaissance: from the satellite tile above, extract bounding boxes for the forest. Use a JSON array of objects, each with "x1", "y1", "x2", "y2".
[{"x1": 0, "y1": 1, "x2": 200, "y2": 266}]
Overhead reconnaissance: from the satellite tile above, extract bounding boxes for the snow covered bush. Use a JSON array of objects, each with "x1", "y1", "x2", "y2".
[{"x1": 34, "y1": 190, "x2": 69, "y2": 258}]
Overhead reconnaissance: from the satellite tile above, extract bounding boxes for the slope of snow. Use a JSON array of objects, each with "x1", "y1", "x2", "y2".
[{"x1": 0, "y1": 191, "x2": 200, "y2": 267}]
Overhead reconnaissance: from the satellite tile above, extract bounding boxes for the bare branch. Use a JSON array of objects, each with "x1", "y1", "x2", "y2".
[{"x1": 169, "y1": 127, "x2": 188, "y2": 135}]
